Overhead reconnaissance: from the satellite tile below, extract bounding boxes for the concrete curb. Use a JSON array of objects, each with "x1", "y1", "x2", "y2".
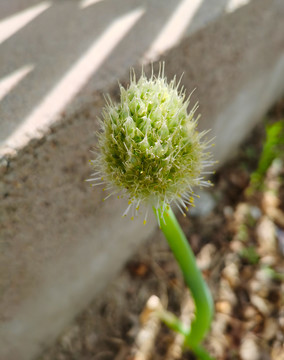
[{"x1": 1, "y1": 1, "x2": 284, "y2": 359}]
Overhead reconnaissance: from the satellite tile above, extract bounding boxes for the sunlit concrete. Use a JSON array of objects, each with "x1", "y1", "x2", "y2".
[
  {"x1": 226, "y1": 0, "x2": 251, "y2": 13},
  {"x1": 0, "y1": 0, "x2": 244, "y2": 155},
  {"x1": 3, "y1": 7, "x2": 144, "y2": 150},
  {"x1": 79, "y1": 0, "x2": 104, "y2": 9},
  {"x1": 0, "y1": 1, "x2": 51, "y2": 45},
  {"x1": 144, "y1": 0, "x2": 203, "y2": 61},
  {"x1": 0, "y1": 64, "x2": 34, "y2": 101}
]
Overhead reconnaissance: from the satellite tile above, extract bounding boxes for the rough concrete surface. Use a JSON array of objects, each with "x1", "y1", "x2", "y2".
[{"x1": 0, "y1": 0, "x2": 284, "y2": 359}]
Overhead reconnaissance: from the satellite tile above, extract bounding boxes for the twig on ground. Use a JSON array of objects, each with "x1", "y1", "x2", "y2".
[
  {"x1": 131, "y1": 295, "x2": 163, "y2": 360},
  {"x1": 164, "y1": 291, "x2": 194, "y2": 360}
]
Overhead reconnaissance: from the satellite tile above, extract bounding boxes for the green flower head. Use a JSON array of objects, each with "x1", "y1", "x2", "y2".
[{"x1": 89, "y1": 66, "x2": 215, "y2": 223}]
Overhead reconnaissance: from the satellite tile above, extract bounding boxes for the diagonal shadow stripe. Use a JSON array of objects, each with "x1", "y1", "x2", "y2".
[
  {"x1": 0, "y1": 64, "x2": 34, "y2": 102},
  {"x1": 2, "y1": 7, "x2": 145, "y2": 150},
  {"x1": 0, "y1": 0, "x2": 183, "y2": 151},
  {"x1": 0, "y1": 0, "x2": 44, "y2": 21},
  {"x1": 0, "y1": 1, "x2": 51, "y2": 45},
  {"x1": 79, "y1": 0, "x2": 105, "y2": 9}
]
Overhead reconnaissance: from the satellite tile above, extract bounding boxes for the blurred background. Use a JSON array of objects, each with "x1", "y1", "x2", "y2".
[{"x1": 0, "y1": 0, "x2": 284, "y2": 359}]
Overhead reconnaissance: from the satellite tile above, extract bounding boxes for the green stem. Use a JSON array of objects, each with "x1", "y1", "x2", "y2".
[
  {"x1": 154, "y1": 204, "x2": 214, "y2": 355},
  {"x1": 158, "y1": 309, "x2": 214, "y2": 360},
  {"x1": 191, "y1": 344, "x2": 216, "y2": 360}
]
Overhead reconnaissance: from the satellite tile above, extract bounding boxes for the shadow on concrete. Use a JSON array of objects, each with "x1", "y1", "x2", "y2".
[
  {"x1": 0, "y1": 0, "x2": 235, "y2": 149},
  {"x1": 185, "y1": 0, "x2": 232, "y2": 36}
]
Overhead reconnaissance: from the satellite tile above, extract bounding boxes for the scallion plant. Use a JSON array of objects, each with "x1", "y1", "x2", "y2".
[{"x1": 89, "y1": 65, "x2": 216, "y2": 359}]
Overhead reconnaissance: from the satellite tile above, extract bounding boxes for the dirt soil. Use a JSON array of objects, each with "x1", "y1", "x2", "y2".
[{"x1": 38, "y1": 99, "x2": 284, "y2": 360}]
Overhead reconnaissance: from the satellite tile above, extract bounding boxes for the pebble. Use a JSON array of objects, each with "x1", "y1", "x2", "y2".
[
  {"x1": 260, "y1": 255, "x2": 277, "y2": 266},
  {"x1": 240, "y1": 335, "x2": 261, "y2": 360},
  {"x1": 224, "y1": 252, "x2": 240, "y2": 266},
  {"x1": 249, "y1": 278, "x2": 270, "y2": 298},
  {"x1": 249, "y1": 279, "x2": 262, "y2": 293},
  {"x1": 243, "y1": 305, "x2": 258, "y2": 320},
  {"x1": 255, "y1": 268, "x2": 273, "y2": 283},
  {"x1": 211, "y1": 313, "x2": 228, "y2": 334},
  {"x1": 207, "y1": 333, "x2": 227, "y2": 358},
  {"x1": 279, "y1": 316, "x2": 284, "y2": 330},
  {"x1": 250, "y1": 206, "x2": 262, "y2": 221},
  {"x1": 271, "y1": 342, "x2": 284, "y2": 360},
  {"x1": 222, "y1": 262, "x2": 240, "y2": 288},
  {"x1": 234, "y1": 203, "x2": 250, "y2": 224},
  {"x1": 218, "y1": 278, "x2": 238, "y2": 307},
  {"x1": 262, "y1": 318, "x2": 278, "y2": 341},
  {"x1": 196, "y1": 243, "x2": 216, "y2": 270},
  {"x1": 243, "y1": 306, "x2": 263, "y2": 332},
  {"x1": 223, "y1": 205, "x2": 234, "y2": 219},
  {"x1": 250, "y1": 294, "x2": 273, "y2": 316},
  {"x1": 215, "y1": 300, "x2": 232, "y2": 315},
  {"x1": 256, "y1": 216, "x2": 277, "y2": 254},
  {"x1": 230, "y1": 240, "x2": 244, "y2": 253}
]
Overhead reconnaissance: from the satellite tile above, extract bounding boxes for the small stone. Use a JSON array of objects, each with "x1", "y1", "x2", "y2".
[
  {"x1": 234, "y1": 203, "x2": 250, "y2": 224},
  {"x1": 250, "y1": 206, "x2": 262, "y2": 220},
  {"x1": 211, "y1": 313, "x2": 228, "y2": 334},
  {"x1": 256, "y1": 216, "x2": 277, "y2": 254},
  {"x1": 260, "y1": 255, "x2": 277, "y2": 266},
  {"x1": 249, "y1": 279, "x2": 263, "y2": 294},
  {"x1": 215, "y1": 300, "x2": 232, "y2": 315},
  {"x1": 262, "y1": 318, "x2": 278, "y2": 341},
  {"x1": 223, "y1": 205, "x2": 234, "y2": 219},
  {"x1": 250, "y1": 294, "x2": 273, "y2": 316},
  {"x1": 218, "y1": 278, "x2": 238, "y2": 307},
  {"x1": 249, "y1": 278, "x2": 270, "y2": 298},
  {"x1": 207, "y1": 332, "x2": 227, "y2": 358},
  {"x1": 196, "y1": 243, "x2": 216, "y2": 270},
  {"x1": 271, "y1": 342, "x2": 284, "y2": 360},
  {"x1": 262, "y1": 189, "x2": 279, "y2": 209},
  {"x1": 240, "y1": 335, "x2": 261, "y2": 360},
  {"x1": 243, "y1": 305, "x2": 258, "y2": 320},
  {"x1": 255, "y1": 268, "x2": 274, "y2": 284},
  {"x1": 279, "y1": 316, "x2": 284, "y2": 330},
  {"x1": 224, "y1": 252, "x2": 240, "y2": 266},
  {"x1": 230, "y1": 240, "x2": 244, "y2": 253},
  {"x1": 222, "y1": 262, "x2": 240, "y2": 287}
]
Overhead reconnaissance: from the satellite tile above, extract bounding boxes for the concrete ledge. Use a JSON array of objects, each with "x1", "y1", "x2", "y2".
[{"x1": 0, "y1": 0, "x2": 284, "y2": 359}]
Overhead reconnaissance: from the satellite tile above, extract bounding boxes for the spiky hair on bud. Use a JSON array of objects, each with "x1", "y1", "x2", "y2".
[{"x1": 88, "y1": 65, "x2": 215, "y2": 224}]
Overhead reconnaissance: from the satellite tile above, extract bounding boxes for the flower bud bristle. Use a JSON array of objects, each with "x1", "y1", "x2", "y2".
[{"x1": 89, "y1": 66, "x2": 215, "y2": 220}]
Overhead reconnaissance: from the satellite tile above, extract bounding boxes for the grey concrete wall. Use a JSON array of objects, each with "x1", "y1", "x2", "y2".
[{"x1": 0, "y1": 0, "x2": 284, "y2": 359}]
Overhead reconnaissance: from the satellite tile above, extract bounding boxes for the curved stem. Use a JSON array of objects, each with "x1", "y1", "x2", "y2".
[{"x1": 154, "y1": 204, "x2": 214, "y2": 354}]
